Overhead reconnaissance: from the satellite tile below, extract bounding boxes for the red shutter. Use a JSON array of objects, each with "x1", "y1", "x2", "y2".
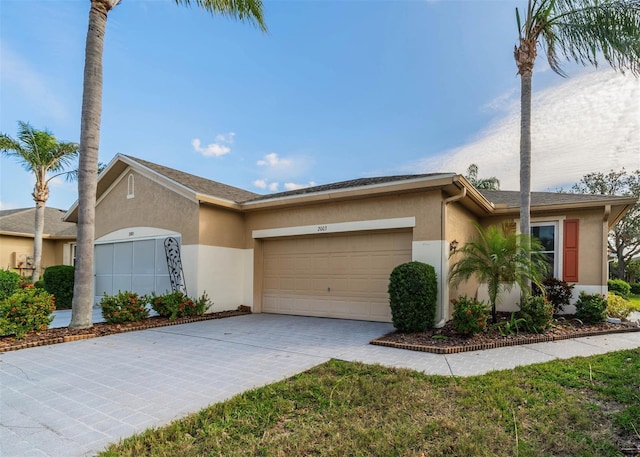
[{"x1": 563, "y1": 219, "x2": 579, "y2": 282}]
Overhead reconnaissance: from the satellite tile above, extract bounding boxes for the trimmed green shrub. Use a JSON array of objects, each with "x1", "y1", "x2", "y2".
[
  {"x1": 146, "y1": 291, "x2": 209, "y2": 320},
  {"x1": 100, "y1": 291, "x2": 149, "y2": 324},
  {"x1": 388, "y1": 261, "x2": 437, "y2": 332},
  {"x1": 0, "y1": 269, "x2": 21, "y2": 300},
  {"x1": 451, "y1": 296, "x2": 490, "y2": 336},
  {"x1": 606, "y1": 292, "x2": 633, "y2": 321},
  {"x1": 0, "y1": 289, "x2": 56, "y2": 338},
  {"x1": 574, "y1": 291, "x2": 607, "y2": 324},
  {"x1": 630, "y1": 283, "x2": 640, "y2": 295},
  {"x1": 608, "y1": 279, "x2": 631, "y2": 299},
  {"x1": 43, "y1": 265, "x2": 75, "y2": 309},
  {"x1": 34, "y1": 280, "x2": 45, "y2": 289},
  {"x1": 519, "y1": 295, "x2": 554, "y2": 333},
  {"x1": 533, "y1": 277, "x2": 574, "y2": 313}
]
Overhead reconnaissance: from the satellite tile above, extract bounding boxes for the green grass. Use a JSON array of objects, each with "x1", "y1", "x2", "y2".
[
  {"x1": 101, "y1": 350, "x2": 640, "y2": 457},
  {"x1": 628, "y1": 294, "x2": 640, "y2": 311}
]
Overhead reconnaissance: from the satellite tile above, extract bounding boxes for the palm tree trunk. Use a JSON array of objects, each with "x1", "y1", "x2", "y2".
[
  {"x1": 519, "y1": 71, "x2": 532, "y2": 244},
  {"x1": 70, "y1": 0, "x2": 112, "y2": 329},
  {"x1": 31, "y1": 199, "x2": 46, "y2": 282}
]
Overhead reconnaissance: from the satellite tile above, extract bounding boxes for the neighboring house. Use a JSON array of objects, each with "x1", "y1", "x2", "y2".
[
  {"x1": 64, "y1": 155, "x2": 635, "y2": 323},
  {"x1": 0, "y1": 207, "x2": 77, "y2": 277}
]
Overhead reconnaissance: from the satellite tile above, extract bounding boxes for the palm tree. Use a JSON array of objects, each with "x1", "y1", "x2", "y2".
[
  {"x1": 70, "y1": 0, "x2": 267, "y2": 329},
  {"x1": 0, "y1": 121, "x2": 79, "y2": 282},
  {"x1": 465, "y1": 163, "x2": 500, "y2": 190},
  {"x1": 514, "y1": 0, "x2": 640, "y2": 243},
  {"x1": 449, "y1": 223, "x2": 548, "y2": 323}
]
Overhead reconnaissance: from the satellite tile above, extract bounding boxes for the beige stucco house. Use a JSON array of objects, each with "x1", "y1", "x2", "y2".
[
  {"x1": 0, "y1": 207, "x2": 77, "y2": 276},
  {"x1": 64, "y1": 154, "x2": 635, "y2": 324}
]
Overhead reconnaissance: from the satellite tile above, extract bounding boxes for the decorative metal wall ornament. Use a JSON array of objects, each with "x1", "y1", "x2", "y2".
[{"x1": 164, "y1": 237, "x2": 187, "y2": 295}]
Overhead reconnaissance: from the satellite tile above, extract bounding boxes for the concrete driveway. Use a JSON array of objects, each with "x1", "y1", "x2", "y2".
[{"x1": 2, "y1": 313, "x2": 639, "y2": 457}]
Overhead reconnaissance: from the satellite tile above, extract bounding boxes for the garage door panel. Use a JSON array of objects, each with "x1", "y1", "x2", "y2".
[{"x1": 263, "y1": 231, "x2": 411, "y2": 322}]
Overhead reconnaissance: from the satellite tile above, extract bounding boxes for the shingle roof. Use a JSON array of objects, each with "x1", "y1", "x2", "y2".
[
  {"x1": 0, "y1": 207, "x2": 77, "y2": 237},
  {"x1": 243, "y1": 173, "x2": 455, "y2": 202},
  {"x1": 124, "y1": 155, "x2": 259, "y2": 203},
  {"x1": 480, "y1": 190, "x2": 636, "y2": 208}
]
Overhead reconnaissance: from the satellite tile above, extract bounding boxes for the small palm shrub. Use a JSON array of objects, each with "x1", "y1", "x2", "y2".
[
  {"x1": 101, "y1": 291, "x2": 149, "y2": 324},
  {"x1": 606, "y1": 292, "x2": 633, "y2": 321},
  {"x1": 574, "y1": 291, "x2": 607, "y2": 324},
  {"x1": 147, "y1": 291, "x2": 209, "y2": 320},
  {"x1": 519, "y1": 295, "x2": 554, "y2": 333},
  {"x1": 608, "y1": 279, "x2": 631, "y2": 299},
  {"x1": 43, "y1": 265, "x2": 75, "y2": 309},
  {"x1": 388, "y1": 261, "x2": 437, "y2": 332},
  {"x1": 451, "y1": 296, "x2": 490, "y2": 336},
  {"x1": 0, "y1": 269, "x2": 21, "y2": 300},
  {"x1": 0, "y1": 289, "x2": 56, "y2": 338},
  {"x1": 533, "y1": 277, "x2": 574, "y2": 313}
]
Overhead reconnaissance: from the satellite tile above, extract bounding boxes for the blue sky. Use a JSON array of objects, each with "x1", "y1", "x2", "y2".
[{"x1": 1, "y1": 0, "x2": 638, "y2": 211}]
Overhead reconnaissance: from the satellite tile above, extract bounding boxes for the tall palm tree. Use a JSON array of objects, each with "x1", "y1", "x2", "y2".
[
  {"x1": 448, "y1": 223, "x2": 548, "y2": 323},
  {"x1": 514, "y1": 0, "x2": 640, "y2": 242},
  {"x1": 70, "y1": 0, "x2": 267, "y2": 329},
  {"x1": 0, "y1": 121, "x2": 79, "y2": 282}
]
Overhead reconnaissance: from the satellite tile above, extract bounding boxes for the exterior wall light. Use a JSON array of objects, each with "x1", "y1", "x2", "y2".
[{"x1": 449, "y1": 240, "x2": 459, "y2": 253}]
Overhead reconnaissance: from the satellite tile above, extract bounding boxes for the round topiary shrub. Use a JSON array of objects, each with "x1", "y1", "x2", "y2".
[
  {"x1": 388, "y1": 261, "x2": 437, "y2": 332},
  {"x1": 43, "y1": 265, "x2": 75, "y2": 309},
  {"x1": 0, "y1": 269, "x2": 21, "y2": 300},
  {"x1": 630, "y1": 283, "x2": 640, "y2": 295},
  {"x1": 608, "y1": 279, "x2": 631, "y2": 299}
]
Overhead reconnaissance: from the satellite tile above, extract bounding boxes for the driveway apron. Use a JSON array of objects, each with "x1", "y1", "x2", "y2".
[{"x1": 1, "y1": 313, "x2": 639, "y2": 456}]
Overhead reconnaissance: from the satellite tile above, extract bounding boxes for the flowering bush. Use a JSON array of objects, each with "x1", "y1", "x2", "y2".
[
  {"x1": 606, "y1": 292, "x2": 633, "y2": 321},
  {"x1": 451, "y1": 296, "x2": 490, "y2": 336},
  {"x1": 574, "y1": 291, "x2": 607, "y2": 324},
  {"x1": 100, "y1": 291, "x2": 149, "y2": 324},
  {"x1": 147, "y1": 291, "x2": 209, "y2": 320},
  {"x1": 519, "y1": 295, "x2": 554, "y2": 333},
  {"x1": 0, "y1": 289, "x2": 56, "y2": 338}
]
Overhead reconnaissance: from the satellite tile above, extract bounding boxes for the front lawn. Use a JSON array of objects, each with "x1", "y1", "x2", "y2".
[
  {"x1": 101, "y1": 349, "x2": 640, "y2": 457},
  {"x1": 628, "y1": 294, "x2": 640, "y2": 311}
]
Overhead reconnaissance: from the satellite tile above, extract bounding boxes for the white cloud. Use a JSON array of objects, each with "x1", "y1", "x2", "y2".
[
  {"x1": 410, "y1": 70, "x2": 640, "y2": 191},
  {"x1": 215, "y1": 132, "x2": 236, "y2": 144},
  {"x1": 284, "y1": 181, "x2": 317, "y2": 191},
  {"x1": 257, "y1": 153, "x2": 290, "y2": 168},
  {"x1": 253, "y1": 179, "x2": 267, "y2": 189},
  {"x1": 191, "y1": 138, "x2": 231, "y2": 157},
  {"x1": 268, "y1": 182, "x2": 279, "y2": 192}
]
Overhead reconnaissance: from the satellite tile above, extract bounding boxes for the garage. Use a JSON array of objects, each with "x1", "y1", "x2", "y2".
[
  {"x1": 94, "y1": 236, "x2": 175, "y2": 303},
  {"x1": 262, "y1": 230, "x2": 412, "y2": 322}
]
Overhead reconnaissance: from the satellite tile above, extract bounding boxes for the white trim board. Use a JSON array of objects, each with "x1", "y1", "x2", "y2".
[{"x1": 252, "y1": 217, "x2": 416, "y2": 239}]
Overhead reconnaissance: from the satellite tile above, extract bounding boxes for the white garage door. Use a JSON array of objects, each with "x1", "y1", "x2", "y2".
[
  {"x1": 94, "y1": 237, "x2": 174, "y2": 303},
  {"x1": 262, "y1": 231, "x2": 412, "y2": 322}
]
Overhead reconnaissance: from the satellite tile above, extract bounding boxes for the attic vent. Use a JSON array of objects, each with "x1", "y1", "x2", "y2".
[{"x1": 127, "y1": 174, "x2": 135, "y2": 199}]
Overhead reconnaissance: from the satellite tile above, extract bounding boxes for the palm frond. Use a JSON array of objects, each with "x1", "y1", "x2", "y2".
[{"x1": 175, "y1": 0, "x2": 267, "y2": 32}]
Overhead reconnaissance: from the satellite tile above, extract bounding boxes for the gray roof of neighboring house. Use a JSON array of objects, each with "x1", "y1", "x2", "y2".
[
  {"x1": 480, "y1": 190, "x2": 636, "y2": 208},
  {"x1": 243, "y1": 173, "x2": 455, "y2": 202},
  {"x1": 124, "y1": 155, "x2": 260, "y2": 203},
  {"x1": 0, "y1": 207, "x2": 77, "y2": 237}
]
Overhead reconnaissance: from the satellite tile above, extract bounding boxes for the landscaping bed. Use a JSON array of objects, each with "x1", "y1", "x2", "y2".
[
  {"x1": 0, "y1": 306, "x2": 251, "y2": 353},
  {"x1": 372, "y1": 313, "x2": 640, "y2": 354}
]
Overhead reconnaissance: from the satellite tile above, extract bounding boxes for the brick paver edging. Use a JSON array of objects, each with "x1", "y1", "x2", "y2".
[
  {"x1": 0, "y1": 309, "x2": 251, "y2": 353},
  {"x1": 370, "y1": 326, "x2": 640, "y2": 355}
]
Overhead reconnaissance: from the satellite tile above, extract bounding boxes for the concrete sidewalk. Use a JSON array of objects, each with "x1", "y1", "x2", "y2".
[{"x1": 2, "y1": 314, "x2": 639, "y2": 457}]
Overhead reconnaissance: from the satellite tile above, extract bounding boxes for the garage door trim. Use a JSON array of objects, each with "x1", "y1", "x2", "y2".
[{"x1": 253, "y1": 216, "x2": 415, "y2": 239}]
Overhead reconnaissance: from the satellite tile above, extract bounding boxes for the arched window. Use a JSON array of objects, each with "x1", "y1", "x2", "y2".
[{"x1": 127, "y1": 174, "x2": 135, "y2": 199}]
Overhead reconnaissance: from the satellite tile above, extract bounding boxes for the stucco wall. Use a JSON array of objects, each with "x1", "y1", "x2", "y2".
[
  {"x1": 243, "y1": 191, "x2": 443, "y2": 247},
  {"x1": 95, "y1": 170, "x2": 199, "y2": 244},
  {"x1": 0, "y1": 235, "x2": 71, "y2": 276},
  {"x1": 446, "y1": 202, "x2": 481, "y2": 304},
  {"x1": 198, "y1": 205, "x2": 245, "y2": 249}
]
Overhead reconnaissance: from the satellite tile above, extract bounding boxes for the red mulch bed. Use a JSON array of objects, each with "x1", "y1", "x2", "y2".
[
  {"x1": 372, "y1": 313, "x2": 640, "y2": 354},
  {"x1": 0, "y1": 307, "x2": 252, "y2": 353}
]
